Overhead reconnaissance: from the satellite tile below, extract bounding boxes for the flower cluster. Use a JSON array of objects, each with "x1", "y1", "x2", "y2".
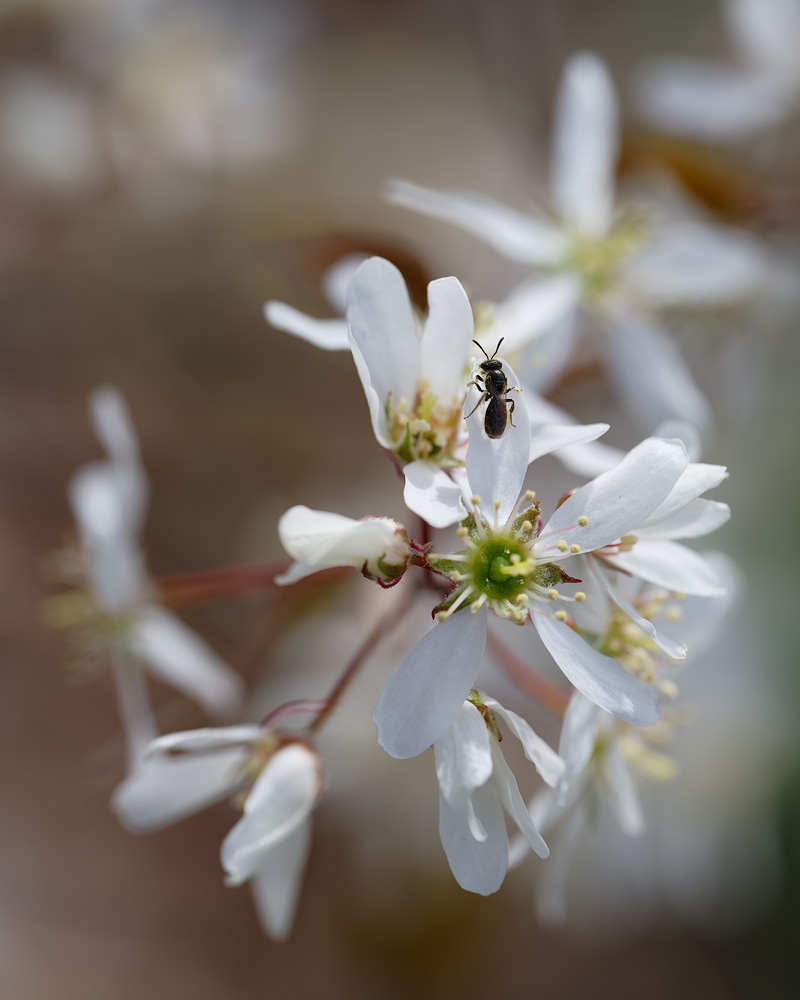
[{"x1": 50, "y1": 48, "x2": 761, "y2": 941}]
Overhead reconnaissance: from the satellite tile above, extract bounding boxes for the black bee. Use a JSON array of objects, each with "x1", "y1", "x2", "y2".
[{"x1": 465, "y1": 338, "x2": 520, "y2": 439}]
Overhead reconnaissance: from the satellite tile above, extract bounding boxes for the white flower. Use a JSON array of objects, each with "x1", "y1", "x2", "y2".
[
  {"x1": 636, "y1": 0, "x2": 800, "y2": 141},
  {"x1": 372, "y1": 409, "x2": 697, "y2": 760},
  {"x1": 434, "y1": 693, "x2": 564, "y2": 894},
  {"x1": 65, "y1": 386, "x2": 244, "y2": 729},
  {"x1": 114, "y1": 726, "x2": 322, "y2": 941},
  {"x1": 386, "y1": 52, "x2": 766, "y2": 437},
  {"x1": 275, "y1": 505, "x2": 410, "y2": 586}
]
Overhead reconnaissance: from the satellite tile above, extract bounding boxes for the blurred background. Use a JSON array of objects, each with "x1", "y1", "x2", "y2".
[{"x1": 2, "y1": 0, "x2": 799, "y2": 996}]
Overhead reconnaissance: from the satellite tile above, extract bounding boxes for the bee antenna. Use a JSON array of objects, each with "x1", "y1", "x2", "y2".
[
  {"x1": 490, "y1": 337, "x2": 504, "y2": 360},
  {"x1": 472, "y1": 340, "x2": 490, "y2": 360}
]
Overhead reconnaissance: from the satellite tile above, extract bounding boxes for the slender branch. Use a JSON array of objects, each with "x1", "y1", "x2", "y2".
[
  {"x1": 261, "y1": 699, "x2": 327, "y2": 729},
  {"x1": 155, "y1": 560, "x2": 350, "y2": 606},
  {"x1": 309, "y1": 588, "x2": 415, "y2": 734},
  {"x1": 485, "y1": 629, "x2": 570, "y2": 719}
]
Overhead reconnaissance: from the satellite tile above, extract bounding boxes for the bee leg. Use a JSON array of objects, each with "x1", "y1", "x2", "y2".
[
  {"x1": 507, "y1": 397, "x2": 516, "y2": 428},
  {"x1": 465, "y1": 392, "x2": 489, "y2": 419}
]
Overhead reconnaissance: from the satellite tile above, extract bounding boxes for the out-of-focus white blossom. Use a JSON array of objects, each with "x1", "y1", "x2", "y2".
[
  {"x1": 636, "y1": 0, "x2": 800, "y2": 141},
  {"x1": 386, "y1": 52, "x2": 767, "y2": 438}
]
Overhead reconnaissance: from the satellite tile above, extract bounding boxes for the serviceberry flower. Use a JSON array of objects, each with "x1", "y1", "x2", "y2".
[
  {"x1": 275, "y1": 506, "x2": 410, "y2": 586},
  {"x1": 114, "y1": 726, "x2": 323, "y2": 941},
  {"x1": 386, "y1": 52, "x2": 766, "y2": 436},
  {"x1": 434, "y1": 691, "x2": 564, "y2": 895},
  {"x1": 54, "y1": 386, "x2": 243, "y2": 728},
  {"x1": 637, "y1": 0, "x2": 800, "y2": 141},
  {"x1": 372, "y1": 404, "x2": 696, "y2": 760}
]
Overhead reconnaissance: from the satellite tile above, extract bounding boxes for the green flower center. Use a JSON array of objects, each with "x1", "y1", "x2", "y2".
[{"x1": 469, "y1": 537, "x2": 531, "y2": 602}]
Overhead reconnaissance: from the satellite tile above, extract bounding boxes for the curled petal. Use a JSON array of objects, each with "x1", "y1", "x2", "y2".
[
  {"x1": 434, "y1": 701, "x2": 493, "y2": 809},
  {"x1": 534, "y1": 614, "x2": 659, "y2": 726},
  {"x1": 482, "y1": 697, "x2": 564, "y2": 787},
  {"x1": 557, "y1": 692, "x2": 601, "y2": 799},
  {"x1": 638, "y1": 498, "x2": 730, "y2": 541},
  {"x1": 248, "y1": 817, "x2": 313, "y2": 941},
  {"x1": 148, "y1": 726, "x2": 265, "y2": 755},
  {"x1": 641, "y1": 462, "x2": 728, "y2": 528},
  {"x1": 490, "y1": 741, "x2": 549, "y2": 859},
  {"x1": 438, "y1": 782, "x2": 508, "y2": 895},
  {"x1": 373, "y1": 605, "x2": 489, "y2": 759},
  {"x1": 276, "y1": 506, "x2": 409, "y2": 584},
  {"x1": 221, "y1": 743, "x2": 320, "y2": 886}
]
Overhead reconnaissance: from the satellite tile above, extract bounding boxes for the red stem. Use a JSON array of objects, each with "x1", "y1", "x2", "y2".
[{"x1": 156, "y1": 561, "x2": 350, "y2": 606}]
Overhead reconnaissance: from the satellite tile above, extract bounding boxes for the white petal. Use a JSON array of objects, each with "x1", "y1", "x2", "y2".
[
  {"x1": 534, "y1": 614, "x2": 660, "y2": 726},
  {"x1": 402, "y1": 461, "x2": 465, "y2": 528},
  {"x1": 636, "y1": 58, "x2": 792, "y2": 140},
  {"x1": 221, "y1": 743, "x2": 319, "y2": 886},
  {"x1": 535, "y1": 437, "x2": 688, "y2": 558},
  {"x1": 438, "y1": 783, "x2": 509, "y2": 895},
  {"x1": 608, "y1": 539, "x2": 726, "y2": 597},
  {"x1": 604, "y1": 743, "x2": 645, "y2": 838},
  {"x1": 640, "y1": 462, "x2": 728, "y2": 528},
  {"x1": 676, "y1": 552, "x2": 742, "y2": 654},
  {"x1": 433, "y1": 701, "x2": 493, "y2": 808},
  {"x1": 129, "y1": 606, "x2": 245, "y2": 718},
  {"x1": 385, "y1": 178, "x2": 565, "y2": 265},
  {"x1": 346, "y1": 257, "x2": 419, "y2": 430},
  {"x1": 465, "y1": 359, "x2": 530, "y2": 525},
  {"x1": 638, "y1": 498, "x2": 730, "y2": 541},
  {"x1": 727, "y1": 0, "x2": 800, "y2": 77},
  {"x1": 536, "y1": 798, "x2": 588, "y2": 926},
  {"x1": 148, "y1": 725, "x2": 264, "y2": 755},
  {"x1": 248, "y1": 817, "x2": 313, "y2": 941},
  {"x1": 373, "y1": 605, "x2": 489, "y2": 759},
  {"x1": 557, "y1": 692, "x2": 600, "y2": 794},
  {"x1": 551, "y1": 52, "x2": 618, "y2": 237},
  {"x1": 526, "y1": 394, "x2": 624, "y2": 477},
  {"x1": 485, "y1": 274, "x2": 581, "y2": 357},
  {"x1": 321, "y1": 252, "x2": 369, "y2": 313},
  {"x1": 263, "y1": 301, "x2": 350, "y2": 350},
  {"x1": 69, "y1": 459, "x2": 147, "y2": 550},
  {"x1": 482, "y1": 697, "x2": 564, "y2": 787},
  {"x1": 112, "y1": 748, "x2": 244, "y2": 833},
  {"x1": 590, "y1": 558, "x2": 687, "y2": 659},
  {"x1": 89, "y1": 385, "x2": 140, "y2": 465},
  {"x1": 604, "y1": 313, "x2": 713, "y2": 439},
  {"x1": 276, "y1": 506, "x2": 406, "y2": 582},
  {"x1": 490, "y1": 741, "x2": 549, "y2": 859},
  {"x1": 628, "y1": 221, "x2": 766, "y2": 308},
  {"x1": 419, "y1": 276, "x2": 474, "y2": 403},
  {"x1": 528, "y1": 416, "x2": 610, "y2": 467}
]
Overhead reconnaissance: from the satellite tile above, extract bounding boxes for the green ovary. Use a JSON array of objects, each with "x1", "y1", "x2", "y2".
[{"x1": 469, "y1": 538, "x2": 529, "y2": 602}]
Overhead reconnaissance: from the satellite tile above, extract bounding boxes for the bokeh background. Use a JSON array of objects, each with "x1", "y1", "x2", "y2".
[{"x1": 2, "y1": 0, "x2": 800, "y2": 997}]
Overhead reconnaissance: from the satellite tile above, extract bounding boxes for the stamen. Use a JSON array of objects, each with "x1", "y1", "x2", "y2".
[
  {"x1": 525, "y1": 490, "x2": 536, "y2": 500},
  {"x1": 555, "y1": 610, "x2": 568, "y2": 621},
  {"x1": 578, "y1": 515, "x2": 588, "y2": 527},
  {"x1": 574, "y1": 592, "x2": 586, "y2": 602},
  {"x1": 557, "y1": 540, "x2": 569, "y2": 552},
  {"x1": 570, "y1": 543, "x2": 580, "y2": 553},
  {"x1": 547, "y1": 588, "x2": 559, "y2": 600}
]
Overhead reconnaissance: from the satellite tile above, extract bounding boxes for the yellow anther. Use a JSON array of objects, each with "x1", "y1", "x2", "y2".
[
  {"x1": 494, "y1": 499, "x2": 502, "y2": 511},
  {"x1": 666, "y1": 606, "x2": 683, "y2": 623},
  {"x1": 457, "y1": 526, "x2": 468, "y2": 537},
  {"x1": 547, "y1": 588, "x2": 559, "y2": 600},
  {"x1": 577, "y1": 515, "x2": 588, "y2": 527},
  {"x1": 555, "y1": 610, "x2": 568, "y2": 622},
  {"x1": 470, "y1": 495, "x2": 482, "y2": 506},
  {"x1": 660, "y1": 679, "x2": 680, "y2": 699},
  {"x1": 437, "y1": 611, "x2": 448, "y2": 622},
  {"x1": 510, "y1": 553, "x2": 521, "y2": 564},
  {"x1": 525, "y1": 490, "x2": 536, "y2": 500},
  {"x1": 574, "y1": 592, "x2": 586, "y2": 602},
  {"x1": 570, "y1": 543, "x2": 580, "y2": 553},
  {"x1": 619, "y1": 533, "x2": 638, "y2": 552},
  {"x1": 450, "y1": 571, "x2": 463, "y2": 582},
  {"x1": 521, "y1": 520, "x2": 532, "y2": 532},
  {"x1": 557, "y1": 540, "x2": 569, "y2": 552},
  {"x1": 517, "y1": 594, "x2": 529, "y2": 604}
]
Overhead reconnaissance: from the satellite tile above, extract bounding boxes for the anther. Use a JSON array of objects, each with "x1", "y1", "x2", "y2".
[
  {"x1": 555, "y1": 610, "x2": 568, "y2": 622},
  {"x1": 547, "y1": 588, "x2": 559, "y2": 600},
  {"x1": 570, "y1": 543, "x2": 580, "y2": 553},
  {"x1": 470, "y1": 495, "x2": 482, "y2": 506},
  {"x1": 574, "y1": 592, "x2": 586, "y2": 602},
  {"x1": 521, "y1": 520, "x2": 532, "y2": 532},
  {"x1": 578, "y1": 515, "x2": 588, "y2": 527},
  {"x1": 525, "y1": 490, "x2": 536, "y2": 500},
  {"x1": 494, "y1": 499, "x2": 501, "y2": 511},
  {"x1": 557, "y1": 540, "x2": 569, "y2": 552},
  {"x1": 457, "y1": 527, "x2": 468, "y2": 537}
]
